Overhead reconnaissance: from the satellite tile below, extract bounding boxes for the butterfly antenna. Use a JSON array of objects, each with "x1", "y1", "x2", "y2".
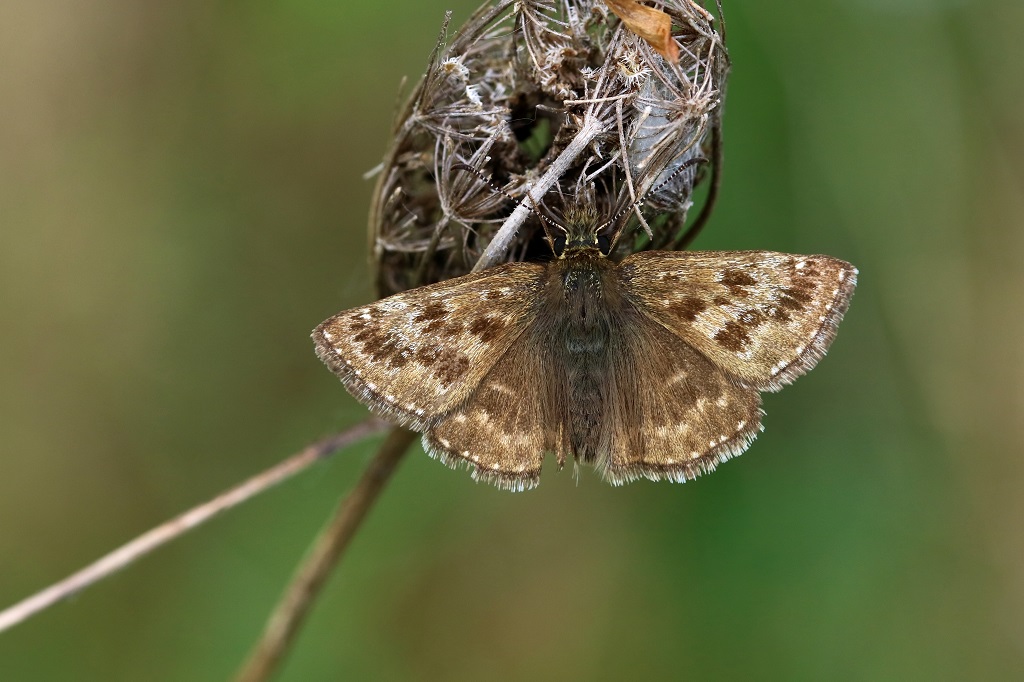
[
  {"x1": 451, "y1": 162, "x2": 560, "y2": 249},
  {"x1": 600, "y1": 156, "x2": 709, "y2": 236}
]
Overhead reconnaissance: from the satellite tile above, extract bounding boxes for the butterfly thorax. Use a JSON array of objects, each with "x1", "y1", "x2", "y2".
[
  {"x1": 555, "y1": 204, "x2": 613, "y2": 324},
  {"x1": 553, "y1": 206, "x2": 615, "y2": 340},
  {"x1": 558, "y1": 249, "x2": 612, "y2": 329}
]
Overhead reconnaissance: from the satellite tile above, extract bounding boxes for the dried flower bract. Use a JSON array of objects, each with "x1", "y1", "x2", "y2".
[{"x1": 369, "y1": 0, "x2": 728, "y2": 296}]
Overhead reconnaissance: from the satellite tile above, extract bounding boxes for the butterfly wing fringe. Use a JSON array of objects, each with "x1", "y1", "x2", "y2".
[
  {"x1": 312, "y1": 327, "x2": 432, "y2": 432},
  {"x1": 421, "y1": 433, "x2": 542, "y2": 492},
  {"x1": 601, "y1": 411, "x2": 765, "y2": 486},
  {"x1": 767, "y1": 266, "x2": 858, "y2": 391}
]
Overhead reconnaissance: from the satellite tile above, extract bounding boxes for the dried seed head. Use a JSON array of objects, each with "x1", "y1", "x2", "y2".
[{"x1": 369, "y1": 0, "x2": 729, "y2": 296}]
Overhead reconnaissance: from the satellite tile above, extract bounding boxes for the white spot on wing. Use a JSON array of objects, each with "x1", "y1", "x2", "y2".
[{"x1": 491, "y1": 383, "x2": 515, "y2": 396}]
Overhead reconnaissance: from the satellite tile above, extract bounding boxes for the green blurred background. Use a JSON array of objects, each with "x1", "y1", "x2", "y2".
[{"x1": 2, "y1": 0, "x2": 1022, "y2": 679}]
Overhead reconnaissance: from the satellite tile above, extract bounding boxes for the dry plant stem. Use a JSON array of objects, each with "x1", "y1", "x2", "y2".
[
  {"x1": 471, "y1": 113, "x2": 606, "y2": 272},
  {"x1": 0, "y1": 419, "x2": 387, "y2": 635},
  {"x1": 234, "y1": 426, "x2": 417, "y2": 682}
]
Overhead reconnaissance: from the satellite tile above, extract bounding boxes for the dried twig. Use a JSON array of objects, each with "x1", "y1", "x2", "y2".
[
  {"x1": 234, "y1": 426, "x2": 418, "y2": 682},
  {"x1": 472, "y1": 113, "x2": 606, "y2": 272},
  {"x1": 0, "y1": 419, "x2": 388, "y2": 634}
]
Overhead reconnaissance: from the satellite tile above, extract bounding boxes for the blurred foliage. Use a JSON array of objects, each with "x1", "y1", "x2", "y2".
[{"x1": 1, "y1": 0, "x2": 1023, "y2": 680}]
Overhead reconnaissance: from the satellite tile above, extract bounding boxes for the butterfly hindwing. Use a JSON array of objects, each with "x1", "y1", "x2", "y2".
[
  {"x1": 618, "y1": 250, "x2": 857, "y2": 391},
  {"x1": 312, "y1": 262, "x2": 546, "y2": 431},
  {"x1": 598, "y1": 303, "x2": 764, "y2": 485},
  {"x1": 422, "y1": 329, "x2": 557, "y2": 492}
]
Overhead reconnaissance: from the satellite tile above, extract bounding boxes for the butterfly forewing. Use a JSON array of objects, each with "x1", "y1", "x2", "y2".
[
  {"x1": 312, "y1": 262, "x2": 546, "y2": 431},
  {"x1": 619, "y1": 251, "x2": 857, "y2": 391}
]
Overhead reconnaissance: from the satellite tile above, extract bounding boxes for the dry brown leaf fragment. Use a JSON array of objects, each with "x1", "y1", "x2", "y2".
[{"x1": 605, "y1": 0, "x2": 680, "y2": 62}]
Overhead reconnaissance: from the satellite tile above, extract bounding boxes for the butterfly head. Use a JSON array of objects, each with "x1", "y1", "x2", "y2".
[{"x1": 551, "y1": 203, "x2": 611, "y2": 258}]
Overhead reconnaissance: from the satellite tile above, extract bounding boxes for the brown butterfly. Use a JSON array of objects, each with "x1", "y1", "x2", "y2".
[{"x1": 313, "y1": 206, "x2": 857, "y2": 492}]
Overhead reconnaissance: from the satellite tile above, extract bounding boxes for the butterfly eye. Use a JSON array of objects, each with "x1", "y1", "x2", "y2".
[
  {"x1": 597, "y1": 234, "x2": 611, "y2": 254},
  {"x1": 553, "y1": 235, "x2": 567, "y2": 255}
]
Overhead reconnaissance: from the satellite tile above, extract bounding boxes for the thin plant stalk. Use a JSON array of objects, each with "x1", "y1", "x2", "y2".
[
  {"x1": 234, "y1": 427, "x2": 418, "y2": 682},
  {"x1": 0, "y1": 419, "x2": 387, "y2": 634}
]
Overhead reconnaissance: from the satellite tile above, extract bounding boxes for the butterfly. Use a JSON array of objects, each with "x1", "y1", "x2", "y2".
[{"x1": 312, "y1": 205, "x2": 857, "y2": 491}]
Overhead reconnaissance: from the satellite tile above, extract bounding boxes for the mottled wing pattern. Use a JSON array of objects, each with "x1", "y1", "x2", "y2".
[
  {"x1": 600, "y1": 311, "x2": 763, "y2": 485},
  {"x1": 619, "y1": 251, "x2": 857, "y2": 391},
  {"x1": 422, "y1": 330, "x2": 556, "y2": 492},
  {"x1": 312, "y1": 262, "x2": 546, "y2": 431}
]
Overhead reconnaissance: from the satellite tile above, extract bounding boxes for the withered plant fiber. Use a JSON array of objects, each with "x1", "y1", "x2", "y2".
[{"x1": 370, "y1": 0, "x2": 728, "y2": 296}]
